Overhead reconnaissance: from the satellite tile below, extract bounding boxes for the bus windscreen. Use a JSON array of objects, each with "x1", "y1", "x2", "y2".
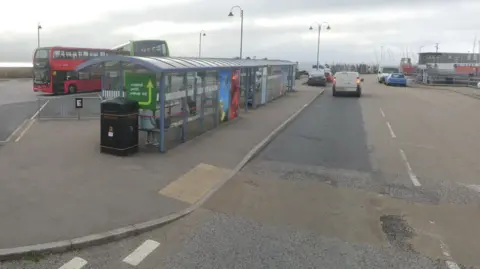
[{"x1": 133, "y1": 41, "x2": 168, "y2": 57}]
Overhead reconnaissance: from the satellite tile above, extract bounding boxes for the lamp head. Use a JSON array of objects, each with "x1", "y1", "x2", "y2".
[
  {"x1": 228, "y1": 12, "x2": 234, "y2": 17},
  {"x1": 309, "y1": 26, "x2": 313, "y2": 30}
]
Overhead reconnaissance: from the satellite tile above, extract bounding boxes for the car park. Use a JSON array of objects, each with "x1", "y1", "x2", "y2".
[{"x1": 332, "y1": 71, "x2": 363, "y2": 97}]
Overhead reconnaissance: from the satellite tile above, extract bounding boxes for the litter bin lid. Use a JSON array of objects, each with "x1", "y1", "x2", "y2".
[{"x1": 101, "y1": 97, "x2": 139, "y2": 114}]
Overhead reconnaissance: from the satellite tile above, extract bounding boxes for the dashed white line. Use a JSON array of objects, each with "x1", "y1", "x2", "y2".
[
  {"x1": 122, "y1": 239, "x2": 160, "y2": 266},
  {"x1": 58, "y1": 257, "x2": 87, "y2": 269},
  {"x1": 386, "y1": 121, "x2": 397, "y2": 138},
  {"x1": 379, "y1": 108, "x2": 386, "y2": 118},
  {"x1": 399, "y1": 149, "x2": 421, "y2": 186}
]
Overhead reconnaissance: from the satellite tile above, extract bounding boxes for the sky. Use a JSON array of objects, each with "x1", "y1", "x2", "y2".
[{"x1": 1, "y1": 0, "x2": 479, "y2": 65}]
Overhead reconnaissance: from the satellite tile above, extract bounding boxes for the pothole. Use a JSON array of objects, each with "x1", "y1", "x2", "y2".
[
  {"x1": 379, "y1": 184, "x2": 440, "y2": 205},
  {"x1": 380, "y1": 215, "x2": 415, "y2": 252},
  {"x1": 280, "y1": 170, "x2": 337, "y2": 186}
]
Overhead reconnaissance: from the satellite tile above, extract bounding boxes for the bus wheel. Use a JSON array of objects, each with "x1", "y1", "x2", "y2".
[{"x1": 68, "y1": 85, "x2": 77, "y2": 94}]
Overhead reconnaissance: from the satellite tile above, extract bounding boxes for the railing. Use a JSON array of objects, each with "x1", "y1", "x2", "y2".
[{"x1": 37, "y1": 94, "x2": 103, "y2": 120}]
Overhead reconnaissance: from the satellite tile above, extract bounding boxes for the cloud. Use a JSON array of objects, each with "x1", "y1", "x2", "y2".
[{"x1": 1, "y1": 0, "x2": 479, "y2": 64}]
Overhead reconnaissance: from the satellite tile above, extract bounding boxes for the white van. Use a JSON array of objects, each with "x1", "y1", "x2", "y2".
[
  {"x1": 377, "y1": 66, "x2": 400, "y2": 83},
  {"x1": 332, "y1": 71, "x2": 363, "y2": 97}
]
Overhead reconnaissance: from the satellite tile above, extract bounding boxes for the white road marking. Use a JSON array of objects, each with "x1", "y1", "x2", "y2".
[
  {"x1": 446, "y1": 261, "x2": 461, "y2": 269},
  {"x1": 31, "y1": 99, "x2": 50, "y2": 119},
  {"x1": 386, "y1": 121, "x2": 396, "y2": 138},
  {"x1": 379, "y1": 108, "x2": 386, "y2": 118},
  {"x1": 399, "y1": 149, "x2": 421, "y2": 186},
  {"x1": 58, "y1": 257, "x2": 87, "y2": 269},
  {"x1": 0, "y1": 99, "x2": 50, "y2": 143},
  {"x1": 14, "y1": 99, "x2": 50, "y2": 143},
  {"x1": 14, "y1": 119, "x2": 35, "y2": 142},
  {"x1": 122, "y1": 239, "x2": 160, "y2": 266},
  {"x1": 440, "y1": 240, "x2": 461, "y2": 269}
]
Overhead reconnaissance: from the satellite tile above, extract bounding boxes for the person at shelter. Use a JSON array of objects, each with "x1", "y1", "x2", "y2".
[{"x1": 139, "y1": 108, "x2": 158, "y2": 146}]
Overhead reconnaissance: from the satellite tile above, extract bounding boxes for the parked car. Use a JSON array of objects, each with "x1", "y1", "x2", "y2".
[
  {"x1": 332, "y1": 71, "x2": 363, "y2": 97},
  {"x1": 377, "y1": 66, "x2": 400, "y2": 83},
  {"x1": 307, "y1": 69, "x2": 327, "y2": 86},
  {"x1": 385, "y1": 73, "x2": 407, "y2": 86}
]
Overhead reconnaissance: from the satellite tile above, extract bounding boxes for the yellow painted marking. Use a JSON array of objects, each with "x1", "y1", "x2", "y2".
[{"x1": 159, "y1": 163, "x2": 231, "y2": 204}]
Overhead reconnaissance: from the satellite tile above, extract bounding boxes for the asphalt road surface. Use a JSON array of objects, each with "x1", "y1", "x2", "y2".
[
  {"x1": 0, "y1": 79, "x2": 102, "y2": 142},
  {"x1": 4, "y1": 75, "x2": 480, "y2": 268},
  {"x1": 0, "y1": 79, "x2": 38, "y2": 142}
]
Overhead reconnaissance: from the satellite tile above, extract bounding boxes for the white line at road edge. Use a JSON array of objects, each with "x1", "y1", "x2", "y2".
[
  {"x1": 399, "y1": 149, "x2": 421, "y2": 186},
  {"x1": 386, "y1": 121, "x2": 397, "y2": 138},
  {"x1": 14, "y1": 100, "x2": 50, "y2": 142},
  {"x1": 58, "y1": 257, "x2": 87, "y2": 269},
  {"x1": 31, "y1": 99, "x2": 50, "y2": 119},
  {"x1": 0, "y1": 99, "x2": 50, "y2": 143},
  {"x1": 379, "y1": 108, "x2": 386, "y2": 118},
  {"x1": 122, "y1": 239, "x2": 160, "y2": 266}
]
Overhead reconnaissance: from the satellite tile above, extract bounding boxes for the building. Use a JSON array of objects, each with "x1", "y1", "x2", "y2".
[{"x1": 418, "y1": 52, "x2": 480, "y2": 74}]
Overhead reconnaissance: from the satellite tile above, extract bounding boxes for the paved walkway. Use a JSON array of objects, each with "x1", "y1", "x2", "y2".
[{"x1": 0, "y1": 83, "x2": 321, "y2": 249}]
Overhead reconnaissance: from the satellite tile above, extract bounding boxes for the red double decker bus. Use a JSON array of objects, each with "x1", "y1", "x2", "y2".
[{"x1": 33, "y1": 46, "x2": 114, "y2": 94}]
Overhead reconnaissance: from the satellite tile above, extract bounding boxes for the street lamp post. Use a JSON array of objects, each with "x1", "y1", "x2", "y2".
[
  {"x1": 228, "y1": 5, "x2": 244, "y2": 59},
  {"x1": 199, "y1": 30, "x2": 206, "y2": 57},
  {"x1": 309, "y1": 21, "x2": 330, "y2": 70},
  {"x1": 37, "y1": 23, "x2": 42, "y2": 47}
]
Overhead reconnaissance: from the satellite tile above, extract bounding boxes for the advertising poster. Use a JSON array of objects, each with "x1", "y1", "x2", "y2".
[
  {"x1": 261, "y1": 67, "x2": 267, "y2": 104},
  {"x1": 230, "y1": 70, "x2": 240, "y2": 119},
  {"x1": 124, "y1": 72, "x2": 157, "y2": 110},
  {"x1": 218, "y1": 70, "x2": 231, "y2": 123}
]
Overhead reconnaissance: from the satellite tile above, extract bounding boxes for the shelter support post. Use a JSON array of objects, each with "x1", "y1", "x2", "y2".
[
  {"x1": 119, "y1": 62, "x2": 124, "y2": 97},
  {"x1": 252, "y1": 67, "x2": 257, "y2": 109},
  {"x1": 100, "y1": 63, "x2": 106, "y2": 97},
  {"x1": 214, "y1": 72, "x2": 220, "y2": 127},
  {"x1": 181, "y1": 73, "x2": 188, "y2": 143},
  {"x1": 158, "y1": 73, "x2": 166, "y2": 153},
  {"x1": 200, "y1": 75, "x2": 206, "y2": 132},
  {"x1": 244, "y1": 68, "x2": 249, "y2": 113}
]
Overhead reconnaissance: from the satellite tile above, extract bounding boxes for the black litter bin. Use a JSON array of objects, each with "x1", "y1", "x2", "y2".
[{"x1": 100, "y1": 97, "x2": 139, "y2": 156}]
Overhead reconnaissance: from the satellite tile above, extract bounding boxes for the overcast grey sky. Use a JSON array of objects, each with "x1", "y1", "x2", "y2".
[{"x1": 1, "y1": 0, "x2": 479, "y2": 64}]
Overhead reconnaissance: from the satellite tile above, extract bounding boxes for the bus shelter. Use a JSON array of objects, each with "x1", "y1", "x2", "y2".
[{"x1": 76, "y1": 56, "x2": 296, "y2": 153}]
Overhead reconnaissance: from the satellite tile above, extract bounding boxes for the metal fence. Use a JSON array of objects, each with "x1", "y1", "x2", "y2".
[{"x1": 37, "y1": 94, "x2": 103, "y2": 120}]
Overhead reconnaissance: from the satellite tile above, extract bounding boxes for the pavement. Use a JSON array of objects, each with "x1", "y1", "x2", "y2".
[
  {"x1": 4, "y1": 75, "x2": 480, "y2": 268},
  {"x1": 0, "y1": 80, "x2": 321, "y2": 256}
]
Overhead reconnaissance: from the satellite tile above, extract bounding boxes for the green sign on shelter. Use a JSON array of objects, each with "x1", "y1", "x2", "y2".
[{"x1": 124, "y1": 72, "x2": 157, "y2": 110}]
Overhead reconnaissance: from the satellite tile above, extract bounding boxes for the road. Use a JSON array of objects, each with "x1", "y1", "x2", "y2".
[
  {"x1": 0, "y1": 79, "x2": 102, "y2": 142},
  {"x1": 3, "y1": 75, "x2": 480, "y2": 268},
  {"x1": 0, "y1": 79, "x2": 38, "y2": 142}
]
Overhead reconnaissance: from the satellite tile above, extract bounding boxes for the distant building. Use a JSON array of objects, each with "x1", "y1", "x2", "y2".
[{"x1": 418, "y1": 52, "x2": 480, "y2": 74}]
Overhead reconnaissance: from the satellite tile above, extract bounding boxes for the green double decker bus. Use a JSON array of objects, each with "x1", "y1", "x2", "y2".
[{"x1": 112, "y1": 40, "x2": 170, "y2": 57}]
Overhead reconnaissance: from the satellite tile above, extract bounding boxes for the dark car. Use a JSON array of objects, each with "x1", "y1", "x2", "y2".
[{"x1": 307, "y1": 70, "x2": 327, "y2": 86}]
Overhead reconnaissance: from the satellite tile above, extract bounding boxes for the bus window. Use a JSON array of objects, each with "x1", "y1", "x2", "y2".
[
  {"x1": 53, "y1": 50, "x2": 61, "y2": 59},
  {"x1": 35, "y1": 49, "x2": 50, "y2": 59},
  {"x1": 89, "y1": 51, "x2": 99, "y2": 57},
  {"x1": 79, "y1": 72, "x2": 90, "y2": 80},
  {"x1": 71, "y1": 51, "x2": 78, "y2": 59},
  {"x1": 65, "y1": 51, "x2": 72, "y2": 59}
]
